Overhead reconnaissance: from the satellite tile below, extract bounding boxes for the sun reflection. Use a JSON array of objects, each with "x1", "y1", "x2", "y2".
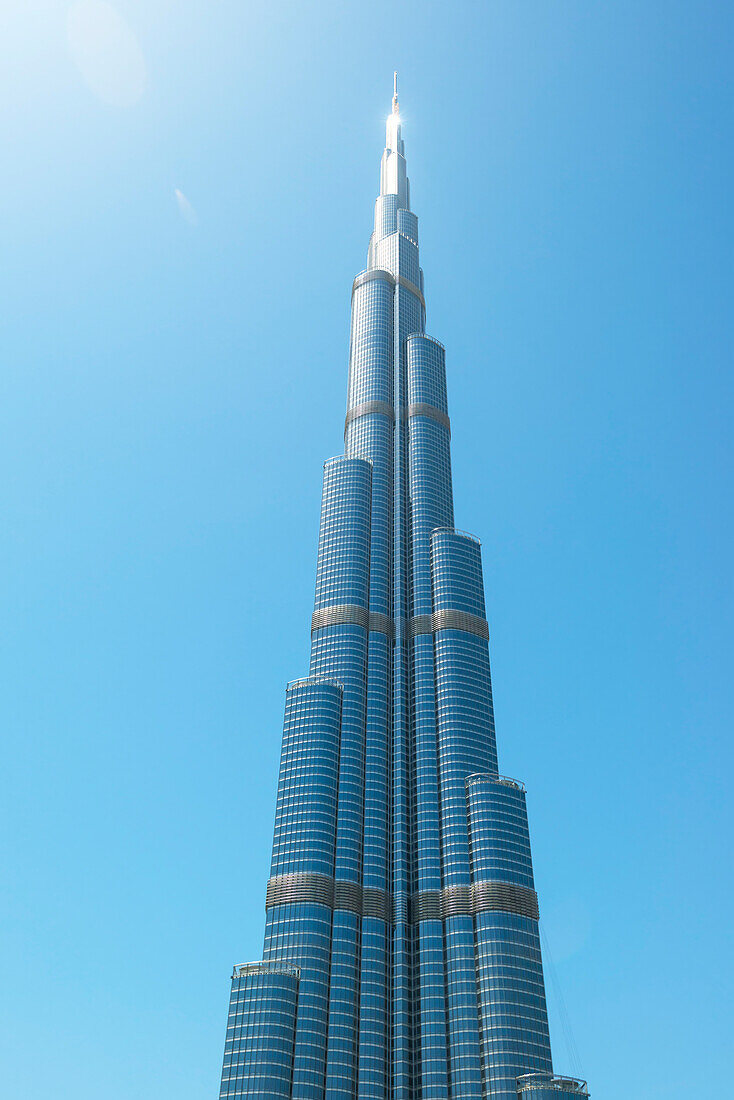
[{"x1": 67, "y1": 1, "x2": 146, "y2": 108}]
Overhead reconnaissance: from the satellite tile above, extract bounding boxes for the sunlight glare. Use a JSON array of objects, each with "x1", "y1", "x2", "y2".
[{"x1": 67, "y1": 0, "x2": 146, "y2": 108}]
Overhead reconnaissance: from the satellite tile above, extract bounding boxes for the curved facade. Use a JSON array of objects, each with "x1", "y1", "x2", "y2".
[{"x1": 217, "y1": 80, "x2": 591, "y2": 1100}]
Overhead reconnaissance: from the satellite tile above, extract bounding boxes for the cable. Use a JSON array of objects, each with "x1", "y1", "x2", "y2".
[{"x1": 540, "y1": 921, "x2": 584, "y2": 1080}]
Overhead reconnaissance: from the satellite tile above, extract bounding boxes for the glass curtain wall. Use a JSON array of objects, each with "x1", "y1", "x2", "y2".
[{"x1": 217, "y1": 81, "x2": 591, "y2": 1100}]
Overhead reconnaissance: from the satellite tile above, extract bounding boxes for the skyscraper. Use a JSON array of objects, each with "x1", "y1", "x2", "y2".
[{"x1": 218, "y1": 78, "x2": 591, "y2": 1100}]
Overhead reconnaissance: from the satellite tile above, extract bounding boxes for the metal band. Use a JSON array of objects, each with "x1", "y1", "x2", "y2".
[
  {"x1": 362, "y1": 887, "x2": 391, "y2": 922},
  {"x1": 432, "y1": 608, "x2": 489, "y2": 640},
  {"x1": 410, "y1": 609, "x2": 490, "y2": 640},
  {"x1": 368, "y1": 611, "x2": 395, "y2": 638},
  {"x1": 333, "y1": 880, "x2": 362, "y2": 914},
  {"x1": 472, "y1": 880, "x2": 539, "y2": 920},
  {"x1": 411, "y1": 886, "x2": 475, "y2": 921},
  {"x1": 411, "y1": 890, "x2": 441, "y2": 922},
  {"x1": 266, "y1": 872, "x2": 334, "y2": 909},
  {"x1": 267, "y1": 875, "x2": 537, "y2": 922},
  {"x1": 350, "y1": 268, "x2": 425, "y2": 310},
  {"x1": 441, "y1": 885, "x2": 473, "y2": 918},
  {"x1": 411, "y1": 882, "x2": 538, "y2": 924},
  {"x1": 407, "y1": 402, "x2": 451, "y2": 434},
  {"x1": 352, "y1": 269, "x2": 395, "y2": 294},
  {"x1": 311, "y1": 604, "x2": 369, "y2": 632},
  {"x1": 397, "y1": 275, "x2": 426, "y2": 309},
  {"x1": 345, "y1": 400, "x2": 395, "y2": 431},
  {"x1": 267, "y1": 873, "x2": 390, "y2": 922},
  {"x1": 311, "y1": 604, "x2": 395, "y2": 639},
  {"x1": 410, "y1": 614, "x2": 433, "y2": 637}
]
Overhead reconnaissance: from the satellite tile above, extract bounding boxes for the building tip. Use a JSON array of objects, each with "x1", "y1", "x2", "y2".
[{"x1": 392, "y1": 71, "x2": 399, "y2": 113}]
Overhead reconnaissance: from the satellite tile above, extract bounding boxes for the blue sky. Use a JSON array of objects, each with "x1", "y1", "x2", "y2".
[{"x1": 2, "y1": 2, "x2": 732, "y2": 1097}]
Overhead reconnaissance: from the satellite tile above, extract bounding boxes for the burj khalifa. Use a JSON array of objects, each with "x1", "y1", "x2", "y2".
[{"x1": 217, "y1": 78, "x2": 591, "y2": 1100}]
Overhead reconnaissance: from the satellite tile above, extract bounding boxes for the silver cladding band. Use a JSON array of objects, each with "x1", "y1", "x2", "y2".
[
  {"x1": 362, "y1": 887, "x2": 391, "y2": 922},
  {"x1": 441, "y1": 885, "x2": 473, "y2": 917},
  {"x1": 368, "y1": 611, "x2": 394, "y2": 637},
  {"x1": 311, "y1": 604, "x2": 395, "y2": 639},
  {"x1": 333, "y1": 880, "x2": 362, "y2": 913},
  {"x1": 266, "y1": 873, "x2": 391, "y2": 922},
  {"x1": 411, "y1": 881, "x2": 539, "y2": 922},
  {"x1": 397, "y1": 275, "x2": 426, "y2": 309},
  {"x1": 411, "y1": 614, "x2": 433, "y2": 637},
  {"x1": 351, "y1": 268, "x2": 425, "y2": 310},
  {"x1": 411, "y1": 891, "x2": 442, "y2": 922},
  {"x1": 345, "y1": 400, "x2": 395, "y2": 431},
  {"x1": 266, "y1": 871, "x2": 334, "y2": 909},
  {"x1": 345, "y1": 400, "x2": 449, "y2": 435},
  {"x1": 266, "y1": 874, "x2": 537, "y2": 923},
  {"x1": 471, "y1": 880, "x2": 539, "y2": 921},
  {"x1": 312, "y1": 604, "x2": 368, "y2": 631},
  {"x1": 351, "y1": 268, "x2": 394, "y2": 294},
  {"x1": 410, "y1": 608, "x2": 490, "y2": 641},
  {"x1": 407, "y1": 402, "x2": 451, "y2": 434}
]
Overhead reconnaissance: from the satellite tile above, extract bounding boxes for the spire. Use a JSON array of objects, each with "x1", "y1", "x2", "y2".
[
  {"x1": 385, "y1": 71, "x2": 402, "y2": 154},
  {"x1": 381, "y1": 73, "x2": 407, "y2": 203}
]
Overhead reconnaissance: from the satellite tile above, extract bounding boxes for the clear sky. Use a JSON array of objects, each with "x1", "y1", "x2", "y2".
[{"x1": 2, "y1": 2, "x2": 732, "y2": 1097}]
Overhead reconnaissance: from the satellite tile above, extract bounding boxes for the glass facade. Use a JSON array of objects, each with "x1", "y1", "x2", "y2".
[
  {"x1": 218, "y1": 81, "x2": 591, "y2": 1100},
  {"x1": 220, "y1": 963, "x2": 300, "y2": 1099}
]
